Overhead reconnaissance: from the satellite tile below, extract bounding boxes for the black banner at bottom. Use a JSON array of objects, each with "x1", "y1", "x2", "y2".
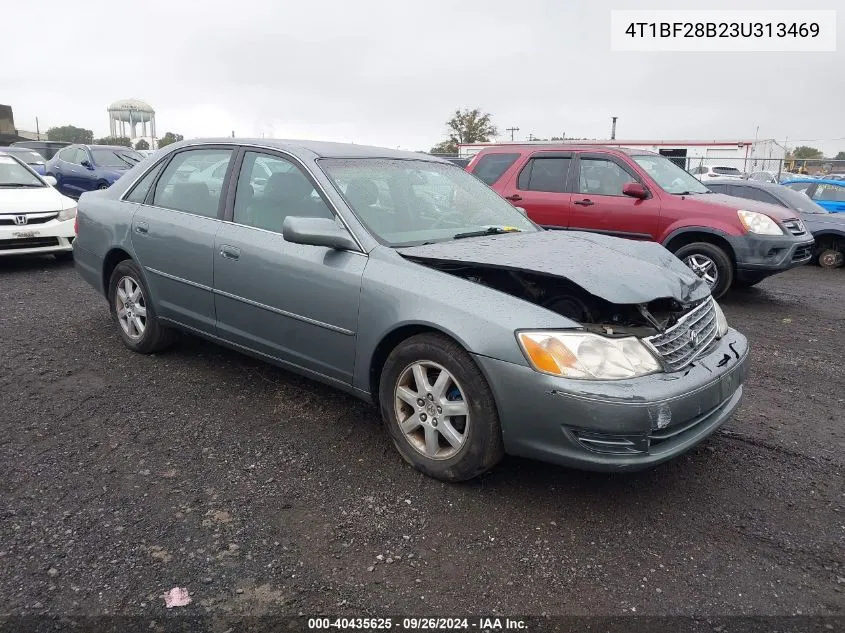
[{"x1": 0, "y1": 616, "x2": 841, "y2": 633}]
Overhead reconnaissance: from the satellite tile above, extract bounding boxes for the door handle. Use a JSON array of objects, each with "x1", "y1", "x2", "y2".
[
  {"x1": 505, "y1": 194, "x2": 523, "y2": 202},
  {"x1": 135, "y1": 222, "x2": 149, "y2": 234},
  {"x1": 220, "y1": 245, "x2": 240, "y2": 260},
  {"x1": 574, "y1": 199, "x2": 595, "y2": 206}
]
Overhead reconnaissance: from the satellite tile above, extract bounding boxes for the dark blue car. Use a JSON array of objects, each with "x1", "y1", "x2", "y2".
[
  {"x1": 46, "y1": 144, "x2": 143, "y2": 199},
  {"x1": 0, "y1": 146, "x2": 48, "y2": 174}
]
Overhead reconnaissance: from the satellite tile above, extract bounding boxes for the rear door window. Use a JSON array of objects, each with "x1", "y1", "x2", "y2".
[
  {"x1": 152, "y1": 149, "x2": 233, "y2": 218},
  {"x1": 517, "y1": 157, "x2": 572, "y2": 193},
  {"x1": 471, "y1": 153, "x2": 520, "y2": 185}
]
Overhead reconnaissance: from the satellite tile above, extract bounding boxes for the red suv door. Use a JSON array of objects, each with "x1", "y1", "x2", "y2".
[
  {"x1": 569, "y1": 152, "x2": 661, "y2": 239},
  {"x1": 495, "y1": 152, "x2": 574, "y2": 228}
]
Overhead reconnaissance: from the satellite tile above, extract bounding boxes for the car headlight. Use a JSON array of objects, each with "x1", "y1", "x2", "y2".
[
  {"x1": 713, "y1": 301, "x2": 729, "y2": 337},
  {"x1": 517, "y1": 331, "x2": 661, "y2": 380},
  {"x1": 57, "y1": 206, "x2": 77, "y2": 221},
  {"x1": 737, "y1": 210, "x2": 783, "y2": 235}
]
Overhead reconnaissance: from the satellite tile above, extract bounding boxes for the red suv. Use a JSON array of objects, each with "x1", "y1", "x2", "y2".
[{"x1": 467, "y1": 146, "x2": 815, "y2": 297}]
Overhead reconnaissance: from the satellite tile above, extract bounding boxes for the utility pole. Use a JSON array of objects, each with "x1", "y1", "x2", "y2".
[
  {"x1": 35, "y1": 117, "x2": 40, "y2": 140},
  {"x1": 506, "y1": 126, "x2": 519, "y2": 141},
  {"x1": 528, "y1": 133, "x2": 535, "y2": 141},
  {"x1": 611, "y1": 116, "x2": 618, "y2": 140}
]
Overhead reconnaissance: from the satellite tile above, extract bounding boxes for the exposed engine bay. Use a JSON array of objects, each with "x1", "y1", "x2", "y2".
[{"x1": 419, "y1": 261, "x2": 694, "y2": 337}]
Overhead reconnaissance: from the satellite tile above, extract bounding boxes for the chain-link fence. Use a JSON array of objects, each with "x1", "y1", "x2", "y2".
[{"x1": 681, "y1": 157, "x2": 845, "y2": 182}]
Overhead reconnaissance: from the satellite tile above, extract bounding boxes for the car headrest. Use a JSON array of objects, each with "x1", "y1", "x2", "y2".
[{"x1": 344, "y1": 178, "x2": 379, "y2": 207}]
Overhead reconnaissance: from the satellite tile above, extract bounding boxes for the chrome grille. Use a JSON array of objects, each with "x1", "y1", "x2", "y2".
[
  {"x1": 0, "y1": 212, "x2": 59, "y2": 226},
  {"x1": 782, "y1": 219, "x2": 806, "y2": 236},
  {"x1": 645, "y1": 298, "x2": 718, "y2": 372}
]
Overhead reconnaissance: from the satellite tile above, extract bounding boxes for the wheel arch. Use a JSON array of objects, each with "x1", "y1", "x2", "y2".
[
  {"x1": 102, "y1": 247, "x2": 135, "y2": 298},
  {"x1": 367, "y1": 323, "x2": 472, "y2": 406},
  {"x1": 662, "y1": 227, "x2": 738, "y2": 266}
]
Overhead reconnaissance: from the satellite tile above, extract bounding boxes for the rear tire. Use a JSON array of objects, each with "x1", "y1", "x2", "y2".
[
  {"x1": 379, "y1": 333, "x2": 504, "y2": 482},
  {"x1": 107, "y1": 259, "x2": 176, "y2": 354},
  {"x1": 674, "y1": 242, "x2": 734, "y2": 299}
]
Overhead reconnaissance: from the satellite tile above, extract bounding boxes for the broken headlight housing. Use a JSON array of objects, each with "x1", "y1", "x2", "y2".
[
  {"x1": 517, "y1": 331, "x2": 661, "y2": 380},
  {"x1": 714, "y1": 300, "x2": 729, "y2": 337}
]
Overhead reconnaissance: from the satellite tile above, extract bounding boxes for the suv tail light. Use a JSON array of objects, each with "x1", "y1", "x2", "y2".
[{"x1": 74, "y1": 216, "x2": 78, "y2": 235}]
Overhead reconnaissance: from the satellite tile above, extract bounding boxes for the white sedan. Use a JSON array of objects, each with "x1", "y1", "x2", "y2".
[
  {"x1": 690, "y1": 164, "x2": 744, "y2": 181},
  {"x1": 0, "y1": 153, "x2": 78, "y2": 259}
]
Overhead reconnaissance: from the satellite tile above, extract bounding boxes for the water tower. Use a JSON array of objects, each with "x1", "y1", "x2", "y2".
[{"x1": 107, "y1": 99, "x2": 156, "y2": 145}]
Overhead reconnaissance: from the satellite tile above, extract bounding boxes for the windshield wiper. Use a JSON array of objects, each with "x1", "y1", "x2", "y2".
[{"x1": 453, "y1": 226, "x2": 522, "y2": 240}]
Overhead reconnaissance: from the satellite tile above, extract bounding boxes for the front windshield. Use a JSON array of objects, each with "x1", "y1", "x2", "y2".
[
  {"x1": 776, "y1": 186, "x2": 828, "y2": 214},
  {"x1": 0, "y1": 155, "x2": 44, "y2": 187},
  {"x1": 7, "y1": 149, "x2": 45, "y2": 165},
  {"x1": 92, "y1": 148, "x2": 143, "y2": 168},
  {"x1": 319, "y1": 158, "x2": 538, "y2": 246},
  {"x1": 632, "y1": 154, "x2": 709, "y2": 194}
]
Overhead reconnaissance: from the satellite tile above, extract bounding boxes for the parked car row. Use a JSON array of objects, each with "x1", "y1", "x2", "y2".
[
  {"x1": 705, "y1": 178, "x2": 845, "y2": 268},
  {"x1": 466, "y1": 145, "x2": 816, "y2": 297}
]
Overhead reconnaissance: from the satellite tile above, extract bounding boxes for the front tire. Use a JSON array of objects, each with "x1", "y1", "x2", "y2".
[
  {"x1": 817, "y1": 246, "x2": 844, "y2": 269},
  {"x1": 674, "y1": 242, "x2": 734, "y2": 299},
  {"x1": 379, "y1": 333, "x2": 504, "y2": 482},
  {"x1": 107, "y1": 259, "x2": 176, "y2": 354}
]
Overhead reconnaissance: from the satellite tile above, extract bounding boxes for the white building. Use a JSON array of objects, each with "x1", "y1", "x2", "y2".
[{"x1": 459, "y1": 139, "x2": 787, "y2": 172}]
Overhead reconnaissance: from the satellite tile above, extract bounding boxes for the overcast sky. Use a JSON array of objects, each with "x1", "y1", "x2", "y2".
[{"x1": 3, "y1": 0, "x2": 843, "y2": 154}]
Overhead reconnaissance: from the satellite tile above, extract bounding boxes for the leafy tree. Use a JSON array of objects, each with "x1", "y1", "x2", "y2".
[
  {"x1": 134, "y1": 139, "x2": 150, "y2": 150},
  {"x1": 46, "y1": 125, "x2": 93, "y2": 144},
  {"x1": 791, "y1": 146, "x2": 823, "y2": 159},
  {"x1": 93, "y1": 136, "x2": 132, "y2": 147},
  {"x1": 157, "y1": 132, "x2": 184, "y2": 148},
  {"x1": 834, "y1": 151, "x2": 845, "y2": 161},
  {"x1": 446, "y1": 108, "x2": 497, "y2": 145},
  {"x1": 429, "y1": 140, "x2": 458, "y2": 155}
]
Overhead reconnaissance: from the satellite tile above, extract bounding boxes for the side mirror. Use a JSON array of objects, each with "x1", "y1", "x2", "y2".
[
  {"x1": 282, "y1": 217, "x2": 358, "y2": 251},
  {"x1": 43, "y1": 175, "x2": 58, "y2": 186},
  {"x1": 622, "y1": 182, "x2": 648, "y2": 199},
  {"x1": 81, "y1": 160, "x2": 93, "y2": 169}
]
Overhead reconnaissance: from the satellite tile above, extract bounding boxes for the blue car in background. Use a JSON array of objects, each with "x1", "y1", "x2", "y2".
[
  {"x1": 782, "y1": 179, "x2": 845, "y2": 213},
  {"x1": 0, "y1": 146, "x2": 48, "y2": 174},
  {"x1": 45, "y1": 144, "x2": 143, "y2": 199}
]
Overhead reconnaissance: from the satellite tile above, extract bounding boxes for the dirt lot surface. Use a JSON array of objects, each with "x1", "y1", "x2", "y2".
[{"x1": 1, "y1": 258, "x2": 843, "y2": 626}]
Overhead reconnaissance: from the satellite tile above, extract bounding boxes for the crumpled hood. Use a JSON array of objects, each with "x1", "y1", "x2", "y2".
[
  {"x1": 398, "y1": 230, "x2": 710, "y2": 305},
  {"x1": 0, "y1": 186, "x2": 76, "y2": 213}
]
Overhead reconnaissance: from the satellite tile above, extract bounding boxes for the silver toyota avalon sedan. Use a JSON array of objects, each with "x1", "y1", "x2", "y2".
[{"x1": 73, "y1": 139, "x2": 748, "y2": 481}]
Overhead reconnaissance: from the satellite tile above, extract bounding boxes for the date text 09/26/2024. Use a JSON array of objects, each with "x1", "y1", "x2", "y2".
[{"x1": 307, "y1": 617, "x2": 527, "y2": 630}]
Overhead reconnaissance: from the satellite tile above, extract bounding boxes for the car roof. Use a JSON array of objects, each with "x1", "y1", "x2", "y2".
[
  {"x1": 707, "y1": 178, "x2": 782, "y2": 190},
  {"x1": 471, "y1": 144, "x2": 655, "y2": 156},
  {"x1": 782, "y1": 178, "x2": 843, "y2": 185},
  {"x1": 167, "y1": 138, "x2": 449, "y2": 162}
]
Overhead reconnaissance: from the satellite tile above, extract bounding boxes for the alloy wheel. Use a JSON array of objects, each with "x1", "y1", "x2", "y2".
[
  {"x1": 394, "y1": 361, "x2": 470, "y2": 460},
  {"x1": 684, "y1": 253, "x2": 719, "y2": 286},
  {"x1": 115, "y1": 276, "x2": 147, "y2": 339}
]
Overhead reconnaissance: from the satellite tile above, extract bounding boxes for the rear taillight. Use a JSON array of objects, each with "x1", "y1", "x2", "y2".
[{"x1": 74, "y1": 216, "x2": 78, "y2": 235}]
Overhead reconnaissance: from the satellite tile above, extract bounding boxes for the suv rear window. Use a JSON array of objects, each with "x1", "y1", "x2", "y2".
[{"x1": 471, "y1": 153, "x2": 519, "y2": 185}]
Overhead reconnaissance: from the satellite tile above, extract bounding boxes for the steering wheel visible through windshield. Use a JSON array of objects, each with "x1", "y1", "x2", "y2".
[
  {"x1": 319, "y1": 158, "x2": 538, "y2": 246},
  {"x1": 632, "y1": 154, "x2": 710, "y2": 195}
]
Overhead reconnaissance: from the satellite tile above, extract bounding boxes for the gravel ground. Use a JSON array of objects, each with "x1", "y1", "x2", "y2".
[{"x1": 0, "y1": 257, "x2": 843, "y2": 624}]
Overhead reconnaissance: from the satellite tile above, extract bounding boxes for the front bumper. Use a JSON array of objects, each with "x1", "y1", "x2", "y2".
[
  {"x1": 0, "y1": 218, "x2": 75, "y2": 256},
  {"x1": 474, "y1": 330, "x2": 749, "y2": 471},
  {"x1": 727, "y1": 233, "x2": 814, "y2": 277}
]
